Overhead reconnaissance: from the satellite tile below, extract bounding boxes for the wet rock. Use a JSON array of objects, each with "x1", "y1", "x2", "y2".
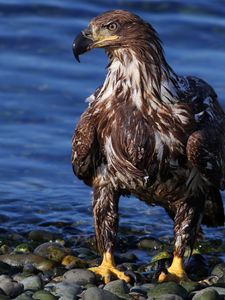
[
  {"x1": 34, "y1": 242, "x2": 68, "y2": 263},
  {"x1": 83, "y1": 287, "x2": 121, "y2": 300},
  {"x1": 32, "y1": 290, "x2": 57, "y2": 300},
  {"x1": 137, "y1": 237, "x2": 163, "y2": 251},
  {"x1": 63, "y1": 268, "x2": 95, "y2": 286},
  {"x1": 104, "y1": 280, "x2": 130, "y2": 299},
  {"x1": 117, "y1": 252, "x2": 137, "y2": 263},
  {"x1": 61, "y1": 255, "x2": 88, "y2": 269},
  {"x1": 14, "y1": 244, "x2": 32, "y2": 254},
  {"x1": 192, "y1": 287, "x2": 220, "y2": 300},
  {"x1": 150, "y1": 251, "x2": 172, "y2": 264},
  {"x1": 148, "y1": 294, "x2": 184, "y2": 300},
  {"x1": 13, "y1": 292, "x2": 33, "y2": 300},
  {"x1": 0, "y1": 275, "x2": 24, "y2": 298},
  {"x1": 75, "y1": 247, "x2": 97, "y2": 260},
  {"x1": 0, "y1": 254, "x2": 55, "y2": 271},
  {"x1": 0, "y1": 296, "x2": 10, "y2": 300},
  {"x1": 28, "y1": 230, "x2": 61, "y2": 242},
  {"x1": 129, "y1": 286, "x2": 147, "y2": 298},
  {"x1": 18, "y1": 275, "x2": 42, "y2": 291},
  {"x1": 179, "y1": 280, "x2": 202, "y2": 293},
  {"x1": 211, "y1": 262, "x2": 225, "y2": 283},
  {"x1": 147, "y1": 282, "x2": 188, "y2": 299},
  {"x1": 45, "y1": 282, "x2": 82, "y2": 299}
]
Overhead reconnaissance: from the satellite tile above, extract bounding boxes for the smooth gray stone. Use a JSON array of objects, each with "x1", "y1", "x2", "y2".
[
  {"x1": 32, "y1": 290, "x2": 57, "y2": 300},
  {"x1": 211, "y1": 263, "x2": 225, "y2": 283},
  {"x1": 192, "y1": 287, "x2": 220, "y2": 300},
  {"x1": 63, "y1": 268, "x2": 95, "y2": 285},
  {"x1": 45, "y1": 282, "x2": 82, "y2": 300},
  {"x1": 83, "y1": 287, "x2": 121, "y2": 300},
  {"x1": 147, "y1": 282, "x2": 188, "y2": 299},
  {"x1": 0, "y1": 275, "x2": 23, "y2": 298},
  {"x1": 20, "y1": 275, "x2": 42, "y2": 291},
  {"x1": 104, "y1": 280, "x2": 130, "y2": 298},
  {"x1": 148, "y1": 294, "x2": 184, "y2": 300}
]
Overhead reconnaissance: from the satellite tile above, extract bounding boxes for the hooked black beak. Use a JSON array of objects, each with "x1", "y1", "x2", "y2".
[{"x1": 72, "y1": 29, "x2": 93, "y2": 63}]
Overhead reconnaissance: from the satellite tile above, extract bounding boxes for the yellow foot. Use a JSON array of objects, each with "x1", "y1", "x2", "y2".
[
  {"x1": 158, "y1": 255, "x2": 190, "y2": 283},
  {"x1": 88, "y1": 252, "x2": 130, "y2": 284}
]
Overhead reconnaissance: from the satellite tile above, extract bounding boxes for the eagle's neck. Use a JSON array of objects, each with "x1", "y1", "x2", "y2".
[{"x1": 97, "y1": 47, "x2": 178, "y2": 110}]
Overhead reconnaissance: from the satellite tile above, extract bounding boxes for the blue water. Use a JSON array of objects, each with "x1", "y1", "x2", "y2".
[{"x1": 0, "y1": 1, "x2": 225, "y2": 243}]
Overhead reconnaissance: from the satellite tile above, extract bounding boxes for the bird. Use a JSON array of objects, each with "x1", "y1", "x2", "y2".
[{"x1": 71, "y1": 10, "x2": 225, "y2": 283}]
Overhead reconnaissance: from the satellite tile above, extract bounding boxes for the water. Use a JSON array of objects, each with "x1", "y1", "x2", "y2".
[{"x1": 0, "y1": 1, "x2": 225, "y2": 243}]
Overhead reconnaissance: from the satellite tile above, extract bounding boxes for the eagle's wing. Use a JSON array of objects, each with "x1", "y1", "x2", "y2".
[
  {"x1": 181, "y1": 76, "x2": 225, "y2": 189},
  {"x1": 72, "y1": 106, "x2": 99, "y2": 184},
  {"x1": 182, "y1": 76, "x2": 225, "y2": 226}
]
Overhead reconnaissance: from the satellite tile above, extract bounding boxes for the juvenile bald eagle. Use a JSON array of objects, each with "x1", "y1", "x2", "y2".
[{"x1": 72, "y1": 10, "x2": 225, "y2": 283}]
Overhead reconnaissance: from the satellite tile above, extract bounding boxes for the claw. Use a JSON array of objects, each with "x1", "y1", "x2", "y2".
[
  {"x1": 88, "y1": 252, "x2": 130, "y2": 284},
  {"x1": 158, "y1": 255, "x2": 190, "y2": 283}
]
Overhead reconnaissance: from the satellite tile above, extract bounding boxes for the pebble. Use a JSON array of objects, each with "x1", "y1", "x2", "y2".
[
  {"x1": 16, "y1": 275, "x2": 42, "y2": 291},
  {"x1": 0, "y1": 275, "x2": 24, "y2": 298},
  {"x1": 104, "y1": 280, "x2": 130, "y2": 299},
  {"x1": 211, "y1": 262, "x2": 225, "y2": 283},
  {"x1": 34, "y1": 242, "x2": 68, "y2": 262},
  {"x1": 137, "y1": 237, "x2": 163, "y2": 251},
  {"x1": 45, "y1": 282, "x2": 82, "y2": 299},
  {"x1": 83, "y1": 287, "x2": 121, "y2": 300},
  {"x1": 192, "y1": 287, "x2": 220, "y2": 300},
  {"x1": 32, "y1": 290, "x2": 57, "y2": 300},
  {"x1": 13, "y1": 292, "x2": 34, "y2": 300},
  {"x1": 61, "y1": 255, "x2": 88, "y2": 268},
  {"x1": 0, "y1": 254, "x2": 55, "y2": 271},
  {"x1": 63, "y1": 268, "x2": 95, "y2": 285},
  {"x1": 148, "y1": 294, "x2": 184, "y2": 300},
  {"x1": 147, "y1": 282, "x2": 188, "y2": 299}
]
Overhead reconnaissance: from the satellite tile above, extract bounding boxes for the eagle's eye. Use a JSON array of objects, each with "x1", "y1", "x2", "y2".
[{"x1": 106, "y1": 22, "x2": 118, "y2": 31}]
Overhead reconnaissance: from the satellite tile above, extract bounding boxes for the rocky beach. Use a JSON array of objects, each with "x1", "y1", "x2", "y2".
[{"x1": 0, "y1": 229, "x2": 224, "y2": 300}]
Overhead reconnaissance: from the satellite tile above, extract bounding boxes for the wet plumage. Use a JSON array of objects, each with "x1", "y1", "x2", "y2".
[{"x1": 72, "y1": 10, "x2": 225, "y2": 282}]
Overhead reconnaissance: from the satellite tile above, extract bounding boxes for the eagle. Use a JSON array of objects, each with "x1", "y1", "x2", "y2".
[{"x1": 72, "y1": 10, "x2": 225, "y2": 283}]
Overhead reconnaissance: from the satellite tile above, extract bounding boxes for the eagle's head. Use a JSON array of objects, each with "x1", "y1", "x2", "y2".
[{"x1": 73, "y1": 10, "x2": 160, "y2": 62}]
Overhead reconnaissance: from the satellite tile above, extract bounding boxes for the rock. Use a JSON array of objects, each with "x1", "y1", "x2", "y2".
[
  {"x1": 0, "y1": 275, "x2": 24, "y2": 298},
  {"x1": 104, "y1": 280, "x2": 130, "y2": 299},
  {"x1": 28, "y1": 230, "x2": 61, "y2": 242},
  {"x1": 14, "y1": 244, "x2": 32, "y2": 254},
  {"x1": 45, "y1": 282, "x2": 82, "y2": 299},
  {"x1": 150, "y1": 251, "x2": 172, "y2": 264},
  {"x1": 147, "y1": 282, "x2": 188, "y2": 299},
  {"x1": 63, "y1": 268, "x2": 95, "y2": 285},
  {"x1": 19, "y1": 275, "x2": 42, "y2": 291},
  {"x1": 118, "y1": 252, "x2": 137, "y2": 263},
  {"x1": 0, "y1": 254, "x2": 55, "y2": 271},
  {"x1": 32, "y1": 290, "x2": 57, "y2": 300},
  {"x1": 137, "y1": 237, "x2": 163, "y2": 251},
  {"x1": 148, "y1": 294, "x2": 184, "y2": 300},
  {"x1": 34, "y1": 242, "x2": 68, "y2": 263},
  {"x1": 129, "y1": 286, "x2": 147, "y2": 298},
  {"x1": 192, "y1": 287, "x2": 220, "y2": 300},
  {"x1": 179, "y1": 280, "x2": 202, "y2": 293},
  {"x1": 0, "y1": 296, "x2": 10, "y2": 300},
  {"x1": 61, "y1": 255, "x2": 88, "y2": 268},
  {"x1": 211, "y1": 263, "x2": 225, "y2": 283},
  {"x1": 83, "y1": 287, "x2": 121, "y2": 300},
  {"x1": 13, "y1": 292, "x2": 33, "y2": 300}
]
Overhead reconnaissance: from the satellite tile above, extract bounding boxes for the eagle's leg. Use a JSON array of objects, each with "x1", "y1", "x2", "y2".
[
  {"x1": 89, "y1": 184, "x2": 130, "y2": 283},
  {"x1": 158, "y1": 198, "x2": 204, "y2": 283}
]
